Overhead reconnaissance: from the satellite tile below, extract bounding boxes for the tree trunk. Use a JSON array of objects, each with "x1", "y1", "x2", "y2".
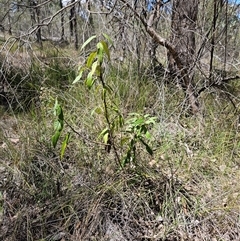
[
  {"x1": 59, "y1": 0, "x2": 65, "y2": 40},
  {"x1": 7, "y1": 2, "x2": 12, "y2": 35},
  {"x1": 69, "y1": 0, "x2": 78, "y2": 49},
  {"x1": 147, "y1": 0, "x2": 163, "y2": 68},
  {"x1": 86, "y1": 0, "x2": 94, "y2": 27},
  {"x1": 168, "y1": 0, "x2": 199, "y2": 114},
  {"x1": 69, "y1": 0, "x2": 74, "y2": 37},
  {"x1": 29, "y1": 0, "x2": 42, "y2": 46},
  {"x1": 35, "y1": 4, "x2": 42, "y2": 45}
]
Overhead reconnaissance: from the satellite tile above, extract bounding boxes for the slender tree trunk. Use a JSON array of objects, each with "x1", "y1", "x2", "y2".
[
  {"x1": 35, "y1": 4, "x2": 42, "y2": 45},
  {"x1": 29, "y1": 0, "x2": 42, "y2": 46},
  {"x1": 7, "y1": 1, "x2": 12, "y2": 35},
  {"x1": 147, "y1": 0, "x2": 163, "y2": 68},
  {"x1": 86, "y1": 0, "x2": 94, "y2": 27},
  {"x1": 69, "y1": 0, "x2": 74, "y2": 37},
  {"x1": 59, "y1": 0, "x2": 65, "y2": 40},
  {"x1": 209, "y1": 0, "x2": 224, "y2": 80},
  {"x1": 69, "y1": 0, "x2": 78, "y2": 49},
  {"x1": 29, "y1": 0, "x2": 36, "y2": 30},
  {"x1": 168, "y1": 0, "x2": 199, "y2": 114},
  {"x1": 73, "y1": 8, "x2": 78, "y2": 50}
]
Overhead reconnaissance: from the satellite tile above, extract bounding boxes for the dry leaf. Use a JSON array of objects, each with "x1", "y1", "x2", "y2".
[{"x1": 9, "y1": 138, "x2": 20, "y2": 144}]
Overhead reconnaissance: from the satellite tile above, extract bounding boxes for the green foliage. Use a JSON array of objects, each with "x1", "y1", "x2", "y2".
[
  {"x1": 52, "y1": 98, "x2": 64, "y2": 148},
  {"x1": 51, "y1": 98, "x2": 70, "y2": 159},
  {"x1": 122, "y1": 113, "x2": 157, "y2": 166},
  {"x1": 73, "y1": 34, "x2": 156, "y2": 168},
  {"x1": 60, "y1": 132, "x2": 70, "y2": 160}
]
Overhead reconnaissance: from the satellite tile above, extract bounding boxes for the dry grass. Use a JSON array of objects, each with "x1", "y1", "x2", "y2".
[{"x1": 0, "y1": 46, "x2": 240, "y2": 240}]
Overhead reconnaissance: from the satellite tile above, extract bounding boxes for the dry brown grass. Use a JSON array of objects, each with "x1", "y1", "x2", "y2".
[
  {"x1": 0, "y1": 43, "x2": 240, "y2": 240},
  {"x1": 0, "y1": 89, "x2": 240, "y2": 241}
]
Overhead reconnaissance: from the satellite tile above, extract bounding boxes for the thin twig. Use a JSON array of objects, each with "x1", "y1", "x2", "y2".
[
  {"x1": 64, "y1": 120, "x2": 107, "y2": 147},
  {"x1": 198, "y1": 75, "x2": 240, "y2": 96}
]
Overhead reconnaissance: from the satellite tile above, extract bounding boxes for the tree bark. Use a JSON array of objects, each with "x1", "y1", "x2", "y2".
[
  {"x1": 35, "y1": 3, "x2": 42, "y2": 45},
  {"x1": 29, "y1": 0, "x2": 42, "y2": 46},
  {"x1": 69, "y1": 0, "x2": 78, "y2": 49},
  {"x1": 69, "y1": 0, "x2": 75, "y2": 37},
  {"x1": 147, "y1": 0, "x2": 163, "y2": 68},
  {"x1": 168, "y1": 0, "x2": 199, "y2": 114},
  {"x1": 59, "y1": 0, "x2": 65, "y2": 40}
]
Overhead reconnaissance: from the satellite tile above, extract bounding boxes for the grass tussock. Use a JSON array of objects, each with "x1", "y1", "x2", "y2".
[{"x1": 0, "y1": 45, "x2": 240, "y2": 240}]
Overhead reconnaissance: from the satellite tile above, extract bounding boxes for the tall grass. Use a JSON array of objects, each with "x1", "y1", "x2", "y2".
[{"x1": 0, "y1": 44, "x2": 240, "y2": 240}]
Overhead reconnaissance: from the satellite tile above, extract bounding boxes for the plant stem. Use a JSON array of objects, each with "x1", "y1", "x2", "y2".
[{"x1": 99, "y1": 68, "x2": 122, "y2": 167}]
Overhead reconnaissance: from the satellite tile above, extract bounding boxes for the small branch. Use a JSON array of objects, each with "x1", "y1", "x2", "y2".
[
  {"x1": 64, "y1": 120, "x2": 107, "y2": 147},
  {"x1": 87, "y1": 0, "x2": 117, "y2": 15},
  {"x1": 13, "y1": 0, "x2": 81, "y2": 39},
  {"x1": 221, "y1": 75, "x2": 240, "y2": 83},
  {"x1": 198, "y1": 75, "x2": 240, "y2": 96},
  {"x1": 99, "y1": 70, "x2": 122, "y2": 167}
]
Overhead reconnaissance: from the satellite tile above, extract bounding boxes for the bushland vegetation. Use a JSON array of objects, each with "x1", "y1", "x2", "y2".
[{"x1": 0, "y1": 1, "x2": 240, "y2": 240}]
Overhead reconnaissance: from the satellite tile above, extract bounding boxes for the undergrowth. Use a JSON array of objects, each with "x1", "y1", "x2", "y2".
[{"x1": 0, "y1": 38, "x2": 240, "y2": 241}]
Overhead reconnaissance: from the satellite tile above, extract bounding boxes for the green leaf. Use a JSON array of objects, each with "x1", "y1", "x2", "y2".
[
  {"x1": 85, "y1": 73, "x2": 95, "y2": 89},
  {"x1": 52, "y1": 99, "x2": 64, "y2": 148},
  {"x1": 90, "y1": 61, "x2": 98, "y2": 75},
  {"x1": 86, "y1": 51, "x2": 97, "y2": 68},
  {"x1": 72, "y1": 72, "x2": 83, "y2": 84},
  {"x1": 128, "y1": 112, "x2": 139, "y2": 117},
  {"x1": 97, "y1": 42, "x2": 103, "y2": 50},
  {"x1": 54, "y1": 101, "x2": 63, "y2": 122},
  {"x1": 100, "y1": 40, "x2": 110, "y2": 60},
  {"x1": 133, "y1": 118, "x2": 144, "y2": 126},
  {"x1": 119, "y1": 115, "x2": 124, "y2": 127},
  {"x1": 53, "y1": 99, "x2": 60, "y2": 116},
  {"x1": 59, "y1": 111, "x2": 64, "y2": 124},
  {"x1": 141, "y1": 125, "x2": 148, "y2": 134},
  {"x1": 145, "y1": 117, "x2": 157, "y2": 125},
  {"x1": 140, "y1": 138, "x2": 153, "y2": 155},
  {"x1": 99, "y1": 127, "x2": 109, "y2": 138},
  {"x1": 97, "y1": 42, "x2": 104, "y2": 64},
  {"x1": 103, "y1": 132, "x2": 109, "y2": 144},
  {"x1": 53, "y1": 120, "x2": 62, "y2": 131},
  {"x1": 81, "y1": 35, "x2": 96, "y2": 51},
  {"x1": 102, "y1": 33, "x2": 113, "y2": 45},
  {"x1": 145, "y1": 131, "x2": 152, "y2": 139},
  {"x1": 60, "y1": 133, "x2": 70, "y2": 160},
  {"x1": 52, "y1": 131, "x2": 61, "y2": 148}
]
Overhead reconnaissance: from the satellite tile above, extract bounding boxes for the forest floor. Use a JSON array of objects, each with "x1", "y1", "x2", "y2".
[
  {"x1": 1, "y1": 102, "x2": 240, "y2": 240},
  {"x1": 0, "y1": 41, "x2": 240, "y2": 240}
]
